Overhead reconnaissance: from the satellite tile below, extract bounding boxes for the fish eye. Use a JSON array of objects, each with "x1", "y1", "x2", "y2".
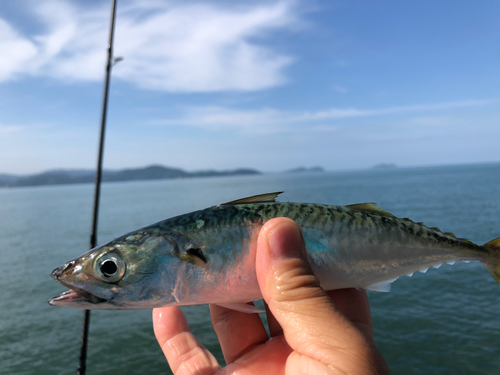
[
  {"x1": 94, "y1": 252, "x2": 125, "y2": 283},
  {"x1": 100, "y1": 260, "x2": 118, "y2": 276}
]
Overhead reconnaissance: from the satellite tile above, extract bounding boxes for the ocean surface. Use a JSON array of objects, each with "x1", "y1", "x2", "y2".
[{"x1": 1, "y1": 163, "x2": 500, "y2": 374}]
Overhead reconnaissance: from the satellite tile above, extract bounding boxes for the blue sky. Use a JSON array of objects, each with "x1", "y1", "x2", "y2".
[{"x1": 0, "y1": 0, "x2": 498, "y2": 174}]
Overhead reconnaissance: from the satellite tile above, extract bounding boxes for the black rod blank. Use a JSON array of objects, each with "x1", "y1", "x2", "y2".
[{"x1": 78, "y1": 0, "x2": 118, "y2": 373}]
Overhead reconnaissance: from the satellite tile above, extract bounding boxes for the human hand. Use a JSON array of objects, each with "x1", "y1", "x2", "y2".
[{"x1": 153, "y1": 217, "x2": 390, "y2": 374}]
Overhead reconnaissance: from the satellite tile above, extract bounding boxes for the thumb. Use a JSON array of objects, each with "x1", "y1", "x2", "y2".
[{"x1": 256, "y1": 218, "x2": 385, "y2": 375}]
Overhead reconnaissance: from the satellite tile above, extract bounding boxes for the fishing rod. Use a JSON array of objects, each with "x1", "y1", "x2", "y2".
[{"x1": 78, "y1": 0, "x2": 118, "y2": 373}]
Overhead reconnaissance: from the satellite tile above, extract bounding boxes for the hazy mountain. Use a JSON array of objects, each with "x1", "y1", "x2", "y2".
[
  {"x1": 0, "y1": 165, "x2": 261, "y2": 188},
  {"x1": 0, "y1": 173, "x2": 19, "y2": 182},
  {"x1": 285, "y1": 166, "x2": 324, "y2": 173}
]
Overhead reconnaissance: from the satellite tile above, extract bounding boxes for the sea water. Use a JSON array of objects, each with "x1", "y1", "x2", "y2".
[{"x1": 1, "y1": 163, "x2": 499, "y2": 374}]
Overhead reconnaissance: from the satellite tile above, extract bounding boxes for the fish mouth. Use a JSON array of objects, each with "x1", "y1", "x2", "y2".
[
  {"x1": 49, "y1": 286, "x2": 107, "y2": 307},
  {"x1": 49, "y1": 261, "x2": 109, "y2": 308}
]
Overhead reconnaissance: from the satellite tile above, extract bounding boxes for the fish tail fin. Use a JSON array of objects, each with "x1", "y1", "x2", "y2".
[{"x1": 482, "y1": 237, "x2": 500, "y2": 284}]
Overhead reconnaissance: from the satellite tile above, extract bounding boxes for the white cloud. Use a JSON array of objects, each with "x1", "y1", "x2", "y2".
[
  {"x1": 152, "y1": 106, "x2": 289, "y2": 133},
  {"x1": 0, "y1": 19, "x2": 37, "y2": 81},
  {"x1": 408, "y1": 116, "x2": 453, "y2": 127},
  {"x1": 0, "y1": 0, "x2": 296, "y2": 91},
  {"x1": 114, "y1": 1, "x2": 295, "y2": 91},
  {"x1": 296, "y1": 99, "x2": 499, "y2": 122},
  {"x1": 0, "y1": 124, "x2": 25, "y2": 134},
  {"x1": 311, "y1": 125, "x2": 338, "y2": 132},
  {"x1": 150, "y1": 98, "x2": 498, "y2": 133}
]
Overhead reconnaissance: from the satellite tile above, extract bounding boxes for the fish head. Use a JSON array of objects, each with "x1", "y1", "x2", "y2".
[{"x1": 49, "y1": 229, "x2": 185, "y2": 309}]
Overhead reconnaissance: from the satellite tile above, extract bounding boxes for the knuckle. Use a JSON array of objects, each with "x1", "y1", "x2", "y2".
[{"x1": 272, "y1": 263, "x2": 324, "y2": 303}]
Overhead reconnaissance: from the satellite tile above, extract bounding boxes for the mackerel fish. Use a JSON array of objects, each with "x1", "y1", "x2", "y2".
[{"x1": 49, "y1": 192, "x2": 500, "y2": 312}]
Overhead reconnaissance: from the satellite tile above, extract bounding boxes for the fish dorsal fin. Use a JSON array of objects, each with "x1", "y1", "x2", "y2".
[
  {"x1": 485, "y1": 237, "x2": 500, "y2": 249},
  {"x1": 222, "y1": 192, "x2": 283, "y2": 205},
  {"x1": 345, "y1": 203, "x2": 395, "y2": 218},
  {"x1": 458, "y1": 238, "x2": 475, "y2": 246}
]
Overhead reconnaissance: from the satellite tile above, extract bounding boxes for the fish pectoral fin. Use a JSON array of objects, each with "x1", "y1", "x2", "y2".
[
  {"x1": 215, "y1": 302, "x2": 264, "y2": 314},
  {"x1": 222, "y1": 192, "x2": 283, "y2": 205},
  {"x1": 181, "y1": 245, "x2": 207, "y2": 267},
  {"x1": 365, "y1": 278, "x2": 398, "y2": 292}
]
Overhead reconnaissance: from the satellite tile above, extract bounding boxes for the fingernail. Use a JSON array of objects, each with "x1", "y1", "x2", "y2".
[{"x1": 268, "y1": 221, "x2": 304, "y2": 259}]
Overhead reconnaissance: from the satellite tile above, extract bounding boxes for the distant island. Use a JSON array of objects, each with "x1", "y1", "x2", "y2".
[
  {"x1": 286, "y1": 166, "x2": 324, "y2": 173},
  {"x1": 0, "y1": 165, "x2": 261, "y2": 188},
  {"x1": 371, "y1": 163, "x2": 397, "y2": 170}
]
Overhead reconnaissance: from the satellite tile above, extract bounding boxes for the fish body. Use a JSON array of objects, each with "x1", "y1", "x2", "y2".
[{"x1": 49, "y1": 192, "x2": 500, "y2": 311}]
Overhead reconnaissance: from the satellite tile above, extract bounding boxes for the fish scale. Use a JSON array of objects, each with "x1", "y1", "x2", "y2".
[{"x1": 49, "y1": 192, "x2": 500, "y2": 311}]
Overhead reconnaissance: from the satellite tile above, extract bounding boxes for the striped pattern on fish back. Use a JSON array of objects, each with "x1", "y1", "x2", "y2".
[{"x1": 156, "y1": 202, "x2": 481, "y2": 255}]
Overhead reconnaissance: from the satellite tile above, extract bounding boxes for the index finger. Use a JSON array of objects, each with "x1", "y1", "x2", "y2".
[
  {"x1": 209, "y1": 304, "x2": 269, "y2": 364},
  {"x1": 153, "y1": 306, "x2": 221, "y2": 375}
]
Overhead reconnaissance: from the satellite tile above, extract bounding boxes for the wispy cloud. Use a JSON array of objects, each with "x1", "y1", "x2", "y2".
[
  {"x1": 0, "y1": 19, "x2": 37, "y2": 81},
  {"x1": 294, "y1": 99, "x2": 499, "y2": 122},
  {"x1": 152, "y1": 106, "x2": 289, "y2": 132},
  {"x1": 332, "y1": 84, "x2": 348, "y2": 93},
  {"x1": 0, "y1": 124, "x2": 25, "y2": 134},
  {"x1": 408, "y1": 116, "x2": 454, "y2": 127},
  {"x1": 0, "y1": 0, "x2": 296, "y2": 91},
  {"x1": 150, "y1": 99, "x2": 498, "y2": 133}
]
